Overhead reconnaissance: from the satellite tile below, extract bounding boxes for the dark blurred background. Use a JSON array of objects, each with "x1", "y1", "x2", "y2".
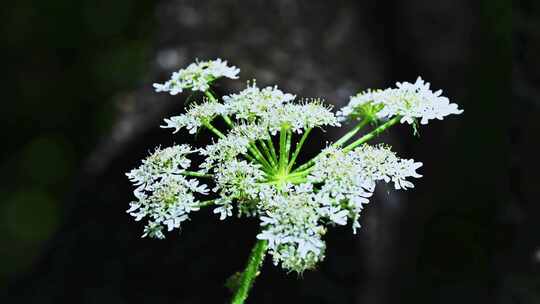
[{"x1": 0, "y1": 0, "x2": 533, "y2": 303}]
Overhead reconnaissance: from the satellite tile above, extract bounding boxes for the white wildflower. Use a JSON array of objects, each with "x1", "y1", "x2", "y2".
[
  {"x1": 213, "y1": 198, "x2": 234, "y2": 220},
  {"x1": 261, "y1": 100, "x2": 340, "y2": 134},
  {"x1": 128, "y1": 59, "x2": 461, "y2": 278},
  {"x1": 199, "y1": 123, "x2": 269, "y2": 172},
  {"x1": 213, "y1": 159, "x2": 266, "y2": 201},
  {"x1": 309, "y1": 144, "x2": 422, "y2": 233},
  {"x1": 153, "y1": 58, "x2": 239, "y2": 95},
  {"x1": 257, "y1": 185, "x2": 326, "y2": 273},
  {"x1": 222, "y1": 84, "x2": 338, "y2": 134},
  {"x1": 126, "y1": 144, "x2": 194, "y2": 188},
  {"x1": 338, "y1": 77, "x2": 463, "y2": 125},
  {"x1": 125, "y1": 145, "x2": 208, "y2": 238},
  {"x1": 223, "y1": 83, "x2": 296, "y2": 121},
  {"x1": 161, "y1": 101, "x2": 226, "y2": 134},
  {"x1": 352, "y1": 144, "x2": 423, "y2": 190}
]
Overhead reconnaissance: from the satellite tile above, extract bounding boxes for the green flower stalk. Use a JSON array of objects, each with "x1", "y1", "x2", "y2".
[{"x1": 125, "y1": 58, "x2": 463, "y2": 303}]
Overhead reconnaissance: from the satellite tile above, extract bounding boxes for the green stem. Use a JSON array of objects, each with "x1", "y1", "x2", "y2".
[
  {"x1": 181, "y1": 171, "x2": 213, "y2": 179},
  {"x1": 205, "y1": 90, "x2": 234, "y2": 128},
  {"x1": 203, "y1": 119, "x2": 258, "y2": 165},
  {"x1": 278, "y1": 126, "x2": 289, "y2": 172},
  {"x1": 198, "y1": 199, "x2": 216, "y2": 208},
  {"x1": 202, "y1": 121, "x2": 226, "y2": 139},
  {"x1": 266, "y1": 137, "x2": 278, "y2": 163},
  {"x1": 287, "y1": 169, "x2": 311, "y2": 178},
  {"x1": 291, "y1": 156, "x2": 315, "y2": 174},
  {"x1": 248, "y1": 145, "x2": 274, "y2": 172},
  {"x1": 287, "y1": 128, "x2": 312, "y2": 172},
  {"x1": 284, "y1": 130, "x2": 292, "y2": 167},
  {"x1": 258, "y1": 140, "x2": 277, "y2": 167},
  {"x1": 242, "y1": 153, "x2": 257, "y2": 164},
  {"x1": 288, "y1": 177, "x2": 307, "y2": 184},
  {"x1": 293, "y1": 116, "x2": 401, "y2": 173},
  {"x1": 201, "y1": 93, "x2": 273, "y2": 172},
  {"x1": 343, "y1": 116, "x2": 400, "y2": 152},
  {"x1": 332, "y1": 119, "x2": 369, "y2": 147},
  {"x1": 231, "y1": 239, "x2": 268, "y2": 304},
  {"x1": 204, "y1": 90, "x2": 217, "y2": 102},
  {"x1": 223, "y1": 115, "x2": 234, "y2": 128}
]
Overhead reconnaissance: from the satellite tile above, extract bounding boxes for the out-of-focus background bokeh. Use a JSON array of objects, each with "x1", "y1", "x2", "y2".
[{"x1": 1, "y1": 0, "x2": 534, "y2": 303}]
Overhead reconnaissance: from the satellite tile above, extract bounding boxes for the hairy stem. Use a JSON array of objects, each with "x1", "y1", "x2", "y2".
[{"x1": 231, "y1": 239, "x2": 268, "y2": 304}]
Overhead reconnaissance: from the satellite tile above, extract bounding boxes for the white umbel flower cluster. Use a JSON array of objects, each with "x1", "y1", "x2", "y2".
[
  {"x1": 199, "y1": 123, "x2": 270, "y2": 172},
  {"x1": 222, "y1": 84, "x2": 340, "y2": 134},
  {"x1": 127, "y1": 58, "x2": 462, "y2": 276},
  {"x1": 222, "y1": 83, "x2": 296, "y2": 120},
  {"x1": 337, "y1": 77, "x2": 463, "y2": 125},
  {"x1": 126, "y1": 145, "x2": 209, "y2": 239},
  {"x1": 252, "y1": 145, "x2": 422, "y2": 273},
  {"x1": 161, "y1": 84, "x2": 339, "y2": 137},
  {"x1": 212, "y1": 159, "x2": 266, "y2": 218},
  {"x1": 257, "y1": 184, "x2": 326, "y2": 272},
  {"x1": 161, "y1": 101, "x2": 226, "y2": 134},
  {"x1": 153, "y1": 58, "x2": 239, "y2": 94},
  {"x1": 308, "y1": 145, "x2": 423, "y2": 234}
]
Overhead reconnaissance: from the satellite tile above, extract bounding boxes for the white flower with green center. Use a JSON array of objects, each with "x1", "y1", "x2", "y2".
[
  {"x1": 161, "y1": 101, "x2": 226, "y2": 134},
  {"x1": 223, "y1": 83, "x2": 296, "y2": 121},
  {"x1": 260, "y1": 100, "x2": 341, "y2": 134},
  {"x1": 309, "y1": 145, "x2": 423, "y2": 232},
  {"x1": 213, "y1": 159, "x2": 266, "y2": 217},
  {"x1": 126, "y1": 59, "x2": 463, "y2": 303},
  {"x1": 338, "y1": 77, "x2": 463, "y2": 125},
  {"x1": 126, "y1": 145, "x2": 209, "y2": 239},
  {"x1": 257, "y1": 184, "x2": 326, "y2": 273},
  {"x1": 153, "y1": 58, "x2": 239, "y2": 95},
  {"x1": 199, "y1": 123, "x2": 269, "y2": 172}
]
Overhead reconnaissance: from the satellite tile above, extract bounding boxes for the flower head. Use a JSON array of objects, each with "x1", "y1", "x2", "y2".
[
  {"x1": 223, "y1": 84, "x2": 339, "y2": 134},
  {"x1": 199, "y1": 123, "x2": 269, "y2": 172},
  {"x1": 338, "y1": 77, "x2": 463, "y2": 125},
  {"x1": 223, "y1": 83, "x2": 296, "y2": 121},
  {"x1": 126, "y1": 145, "x2": 209, "y2": 238},
  {"x1": 128, "y1": 59, "x2": 461, "y2": 279},
  {"x1": 260, "y1": 99, "x2": 340, "y2": 134},
  {"x1": 309, "y1": 145, "x2": 423, "y2": 233},
  {"x1": 161, "y1": 101, "x2": 226, "y2": 134},
  {"x1": 257, "y1": 184, "x2": 326, "y2": 273},
  {"x1": 153, "y1": 58, "x2": 239, "y2": 95},
  {"x1": 213, "y1": 160, "x2": 265, "y2": 199}
]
